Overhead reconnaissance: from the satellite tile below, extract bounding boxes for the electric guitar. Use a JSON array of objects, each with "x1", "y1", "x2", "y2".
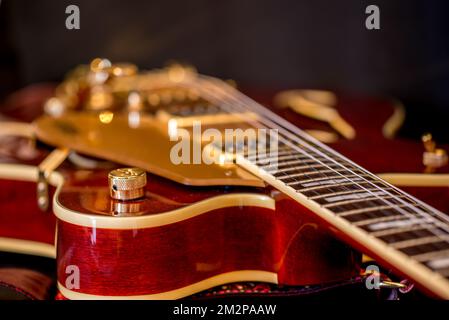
[{"x1": 0, "y1": 61, "x2": 448, "y2": 299}]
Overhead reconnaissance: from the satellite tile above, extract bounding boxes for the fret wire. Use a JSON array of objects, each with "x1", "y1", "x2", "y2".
[
  {"x1": 255, "y1": 154, "x2": 335, "y2": 166},
  {"x1": 264, "y1": 162, "x2": 335, "y2": 174},
  {"x1": 189, "y1": 77, "x2": 449, "y2": 282},
  {"x1": 283, "y1": 158, "x2": 369, "y2": 204},
  {"x1": 266, "y1": 131, "x2": 448, "y2": 246},
  {"x1": 366, "y1": 218, "x2": 432, "y2": 232},
  {"x1": 309, "y1": 188, "x2": 395, "y2": 200},
  {"x1": 323, "y1": 195, "x2": 408, "y2": 209},
  {"x1": 377, "y1": 226, "x2": 441, "y2": 244},
  {"x1": 199, "y1": 81, "x2": 428, "y2": 211},
  {"x1": 412, "y1": 249, "x2": 449, "y2": 263},
  {"x1": 400, "y1": 243, "x2": 449, "y2": 260},
  {"x1": 353, "y1": 215, "x2": 410, "y2": 227},
  {"x1": 281, "y1": 127, "x2": 434, "y2": 232},
  {"x1": 391, "y1": 236, "x2": 449, "y2": 250},
  {"x1": 272, "y1": 142, "x2": 448, "y2": 238},
  {"x1": 318, "y1": 190, "x2": 389, "y2": 205},
  {"x1": 265, "y1": 162, "x2": 363, "y2": 175},
  {"x1": 173, "y1": 78, "x2": 408, "y2": 219},
  {"x1": 271, "y1": 149, "x2": 410, "y2": 221},
  {"x1": 263, "y1": 159, "x2": 338, "y2": 171},
  {"x1": 184, "y1": 76, "x2": 449, "y2": 269},
  {"x1": 276, "y1": 168, "x2": 365, "y2": 181},
  {"x1": 296, "y1": 180, "x2": 383, "y2": 193},
  {"x1": 245, "y1": 144, "x2": 292, "y2": 158},
  {"x1": 251, "y1": 145, "x2": 355, "y2": 199},
  {"x1": 199, "y1": 79, "x2": 449, "y2": 234},
  {"x1": 259, "y1": 144, "x2": 368, "y2": 203},
  {"x1": 248, "y1": 141, "x2": 368, "y2": 204},
  {"x1": 330, "y1": 196, "x2": 422, "y2": 216},
  {"x1": 275, "y1": 151, "x2": 374, "y2": 214},
  {"x1": 338, "y1": 204, "x2": 415, "y2": 217},
  {"x1": 247, "y1": 147, "x2": 302, "y2": 160},
  {"x1": 260, "y1": 135, "x2": 428, "y2": 230},
  {"x1": 258, "y1": 153, "x2": 309, "y2": 163},
  {"x1": 290, "y1": 173, "x2": 374, "y2": 186},
  {"x1": 370, "y1": 225, "x2": 439, "y2": 239},
  {"x1": 220, "y1": 99, "x2": 377, "y2": 209}
]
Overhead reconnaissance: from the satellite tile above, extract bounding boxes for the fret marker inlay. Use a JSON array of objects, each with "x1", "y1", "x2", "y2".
[
  {"x1": 323, "y1": 191, "x2": 387, "y2": 203},
  {"x1": 368, "y1": 218, "x2": 428, "y2": 232}
]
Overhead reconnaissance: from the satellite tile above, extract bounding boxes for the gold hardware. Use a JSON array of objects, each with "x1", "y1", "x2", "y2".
[
  {"x1": 165, "y1": 62, "x2": 197, "y2": 82},
  {"x1": 382, "y1": 100, "x2": 405, "y2": 139},
  {"x1": 108, "y1": 168, "x2": 147, "y2": 201},
  {"x1": 111, "y1": 200, "x2": 143, "y2": 216},
  {"x1": 37, "y1": 147, "x2": 70, "y2": 211},
  {"x1": 109, "y1": 63, "x2": 138, "y2": 77},
  {"x1": 37, "y1": 170, "x2": 49, "y2": 211},
  {"x1": 44, "y1": 97, "x2": 66, "y2": 117},
  {"x1": 422, "y1": 133, "x2": 448, "y2": 172},
  {"x1": 422, "y1": 133, "x2": 436, "y2": 152},
  {"x1": 98, "y1": 111, "x2": 114, "y2": 124},
  {"x1": 378, "y1": 280, "x2": 408, "y2": 289},
  {"x1": 35, "y1": 112, "x2": 265, "y2": 188},
  {"x1": 86, "y1": 85, "x2": 113, "y2": 110},
  {"x1": 361, "y1": 269, "x2": 409, "y2": 290},
  {"x1": 90, "y1": 58, "x2": 112, "y2": 72},
  {"x1": 127, "y1": 91, "x2": 144, "y2": 111},
  {"x1": 274, "y1": 90, "x2": 356, "y2": 140},
  {"x1": 147, "y1": 93, "x2": 161, "y2": 107}
]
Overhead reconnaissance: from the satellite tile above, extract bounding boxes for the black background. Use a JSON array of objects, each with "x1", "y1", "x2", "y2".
[{"x1": 1, "y1": 0, "x2": 448, "y2": 140}]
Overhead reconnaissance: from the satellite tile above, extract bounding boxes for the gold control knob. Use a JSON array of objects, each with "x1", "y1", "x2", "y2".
[{"x1": 108, "y1": 168, "x2": 147, "y2": 200}]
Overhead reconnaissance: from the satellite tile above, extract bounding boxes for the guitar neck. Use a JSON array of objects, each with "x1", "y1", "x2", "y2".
[{"x1": 187, "y1": 75, "x2": 449, "y2": 298}]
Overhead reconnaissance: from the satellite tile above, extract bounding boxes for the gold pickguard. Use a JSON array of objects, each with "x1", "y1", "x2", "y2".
[{"x1": 34, "y1": 112, "x2": 264, "y2": 187}]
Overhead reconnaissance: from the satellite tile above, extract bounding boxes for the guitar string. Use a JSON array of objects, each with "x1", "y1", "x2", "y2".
[
  {"x1": 248, "y1": 145, "x2": 411, "y2": 230},
  {"x1": 200, "y1": 75, "x2": 446, "y2": 220},
  {"x1": 255, "y1": 146, "x2": 394, "y2": 208},
  {"x1": 195, "y1": 77, "x2": 418, "y2": 213},
  {"x1": 195, "y1": 82, "x2": 449, "y2": 258},
  {"x1": 190, "y1": 75, "x2": 449, "y2": 241},
  {"x1": 175, "y1": 77, "x2": 373, "y2": 208},
  {"x1": 133, "y1": 72, "x2": 449, "y2": 251}
]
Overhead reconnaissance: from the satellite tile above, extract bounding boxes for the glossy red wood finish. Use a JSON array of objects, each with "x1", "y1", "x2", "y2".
[
  {"x1": 56, "y1": 171, "x2": 359, "y2": 296},
  {"x1": 0, "y1": 135, "x2": 55, "y2": 246},
  {"x1": 251, "y1": 89, "x2": 449, "y2": 212},
  {"x1": 1, "y1": 87, "x2": 448, "y2": 299},
  {"x1": 0, "y1": 179, "x2": 55, "y2": 245}
]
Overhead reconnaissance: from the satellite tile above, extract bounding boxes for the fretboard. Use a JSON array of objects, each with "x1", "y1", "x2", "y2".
[
  {"x1": 248, "y1": 141, "x2": 448, "y2": 234},
  {"x1": 242, "y1": 132, "x2": 449, "y2": 298},
  {"x1": 189, "y1": 75, "x2": 449, "y2": 298}
]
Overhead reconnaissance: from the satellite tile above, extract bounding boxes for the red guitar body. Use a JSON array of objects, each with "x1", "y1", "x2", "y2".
[
  {"x1": 0, "y1": 85, "x2": 448, "y2": 299},
  {"x1": 55, "y1": 170, "x2": 358, "y2": 298}
]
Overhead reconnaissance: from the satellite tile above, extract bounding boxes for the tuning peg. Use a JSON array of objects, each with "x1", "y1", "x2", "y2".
[
  {"x1": 127, "y1": 91, "x2": 143, "y2": 111},
  {"x1": 90, "y1": 58, "x2": 112, "y2": 72},
  {"x1": 422, "y1": 133, "x2": 436, "y2": 152},
  {"x1": 422, "y1": 133, "x2": 448, "y2": 171},
  {"x1": 86, "y1": 85, "x2": 113, "y2": 110},
  {"x1": 109, "y1": 63, "x2": 138, "y2": 77},
  {"x1": 160, "y1": 90, "x2": 173, "y2": 105},
  {"x1": 166, "y1": 62, "x2": 197, "y2": 82},
  {"x1": 147, "y1": 93, "x2": 161, "y2": 107}
]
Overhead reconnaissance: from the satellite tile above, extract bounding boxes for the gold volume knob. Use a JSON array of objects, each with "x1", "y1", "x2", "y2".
[{"x1": 108, "y1": 168, "x2": 147, "y2": 200}]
